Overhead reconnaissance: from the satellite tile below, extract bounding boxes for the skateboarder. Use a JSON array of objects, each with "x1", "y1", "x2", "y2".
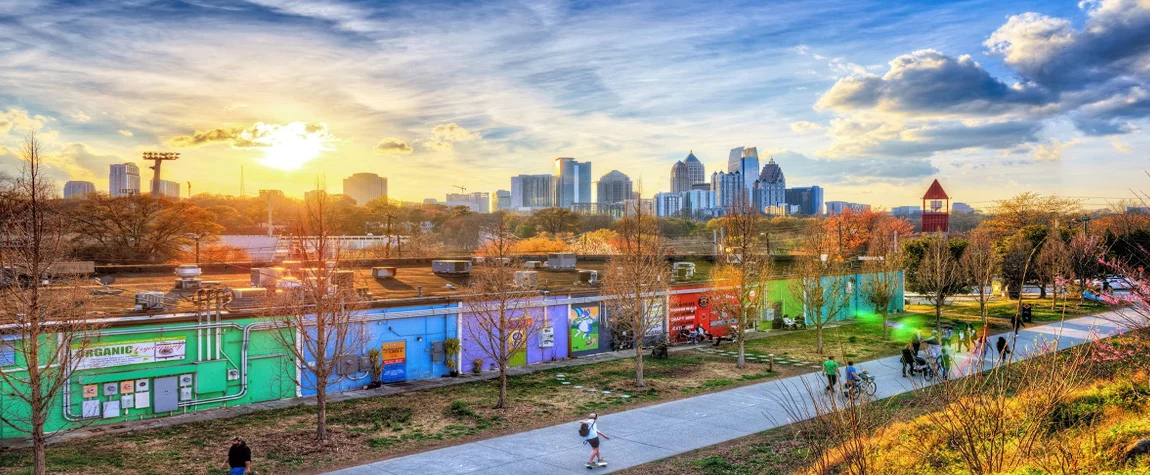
[{"x1": 581, "y1": 413, "x2": 610, "y2": 469}]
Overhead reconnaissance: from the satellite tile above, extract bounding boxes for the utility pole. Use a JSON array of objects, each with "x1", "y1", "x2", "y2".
[
  {"x1": 141, "y1": 151, "x2": 180, "y2": 198},
  {"x1": 186, "y1": 232, "x2": 208, "y2": 264},
  {"x1": 384, "y1": 213, "x2": 395, "y2": 258},
  {"x1": 186, "y1": 181, "x2": 192, "y2": 198},
  {"x1": 1081, "y1": 214, "x2": 1091, "y2": 236}
]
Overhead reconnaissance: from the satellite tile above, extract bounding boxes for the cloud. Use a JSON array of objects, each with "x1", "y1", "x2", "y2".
[
  {"x1": 790, "y1": 121, "x2": 824, "y2": 133},
  {"x1": 373, "y1": 137, "x2": 413, "y2": 154},
  {"x1": 0, "y1": 108, "x2": 50, "y2": 135},
  {"x1": 1112, "y1": 140, "x2": 1132, "y2": 153},
  {"x1": 821, "y1": 117, "x2": 1041, "y2": 158},
  {"x1": 68, "y1": 111, "x2": 91, "y2": 123},
  {"x1": 1031, "y1": 139, "x2": 1080, "y2": 161},
  {"x1": 0, "y1": 145, "x2": 7, "y2": 156},
  {"x1": 421, "y1": 123, "x2": 480, "y2": 151},
  {"x1": 43, "y1": 143, "x2": 123, "y2": 182},
  {"x1": 117, "y1": 129, "x2": 133, "y2": 137},
  {"x1": 771, "y1": 150, "x2": 938, "y2": 184},
  {"x1": 168, "y1": 121, "x2": 335, "y2": 149}
]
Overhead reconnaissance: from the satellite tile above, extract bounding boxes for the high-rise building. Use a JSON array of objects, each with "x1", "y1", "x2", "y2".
[
  {"x1": 670, "y1": 160, "x2": 690, "y2": 193},
  {"x1": 826, "y1": 201, "x2": 872, "y2": 215},
  {"x1": 109, "y1": 163, "x2": 141, "y2": 197},
  {"x1": 63, "y1": 181, "x2": 95, "y2": 199},
  {"x1": 493, "y1": 190, "x2": 511, "y2": 211},
  {"x1": 684, "y1": 151, "x2": 706, "y2": 187},
  {"x1": 752, "y1": 157, "x2": 786, "y2": 213},
  {"x1": 554, "y1": 157, "x2": 591, "y2": 209},
  {"x1": 891, "y1": 205, "x2": 922, "y2": 217},
  {"x1": 952, "y1": 202, "x2": 974, "y2": 214},
  {"x1": 149, "y1": 179, "x2": 181, "y2": 199},
  {"x1": 785, "y1": 186, "x2": 824, "y2": 216},
  {"x1": 446, "y1": 192, "x2": 491, "y2": 213},
  {"x1": 510, "y1": 174, "x2": 553, "y2": 209},
  {"x1": 342, "y1": 172, "x2": 387, "y2": 205},
  {"x1": 654, "y1": 192, "x2": 683, "y2": 217},
  {"x1": 304, "y1": 189, "x2": 329, "y2": 203},
  {"x1": 727, "y1": 146, "x2": 760, "y2": 192},
  {"x1": 597, "y1": 170, "x2": 632, "y2": 205},
  {"x1": 712, "y1": 170, "x2": 745, "y2": 212},
  {"x1": 655, "y1": 189, "x2": 717, "y2": 218}
]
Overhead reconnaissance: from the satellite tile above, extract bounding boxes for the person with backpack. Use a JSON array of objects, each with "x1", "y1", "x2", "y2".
[
  {"x1": 579, "y1": 413, "x2": 610, "y2": 469},
  {"x1": 996, "y1": 336, "x2": 1011, "y2": 362}
]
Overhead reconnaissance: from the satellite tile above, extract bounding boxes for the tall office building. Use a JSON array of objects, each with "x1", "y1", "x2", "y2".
[
  {"x1": 655, "y1": 189, "x2": 716, "y2": 218},
  {"x1": 342, "y1": 172, "x2": 387, "y2": 205},
  {"x1": 510, "y1": 174, "x2": 553, "y2": 209},
  {"x1": 684, "y1": 151, "x2": 706, "y2": 186},
  {"x1": 63, "y1": 181, "x2": 95, "y2": 199},
  {"x1": 727, "y1": 146, "x2": 760, "y2": 192},
  {"x1": 597, "y1": 170, "x2": 632, "y2": 205},
  {"x1": 493, "y1": 190, "x2": 511, "y2": 211},
  {"x1": 826, "y1": 201, "x2": 872, "y2": 215},
  {"x1": 785, "y1": 186, "x2": 824, "y2": 216},
  {"x1": 446, "y1": 192, "x2": 491, "y2": 213},
  {"x1": 752, "y1": 157, "x2": 786, "y2": 213},
  {"x1": 554, "y1": 157, "x2": 591, "y2": 209},
  {"x1": 654, "y1": 192, "x2": 683, "y2": 217},
  {"x1": 149, "y1": 179, "x2": 181, "y2": 199},
  {"x1": 670, "y1": 160, "x2": 690, "y2": 193},
  {"x1": 712, "y1": 170, "x2": 745, "y2": 212},
  {"x1": 303, "y1": 189, "x2": 329, "y2": 203},
  {"x1": 109, "y1": 163, "x2": 141, "y2": 197}
]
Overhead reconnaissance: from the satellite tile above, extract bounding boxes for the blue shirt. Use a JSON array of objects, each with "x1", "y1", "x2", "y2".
[{"x1": 846, "y1": 365, "x2": 859, "y2": 381}]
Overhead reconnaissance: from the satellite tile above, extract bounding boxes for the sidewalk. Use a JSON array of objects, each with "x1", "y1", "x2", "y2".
[{"x1": 320, "y1": 312, "x2": 1132, "y2": 475}]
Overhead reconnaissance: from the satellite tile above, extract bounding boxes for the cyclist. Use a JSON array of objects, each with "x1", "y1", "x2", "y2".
[{"x1": 843, "y1": 360, "x2": 861, "y2": 398}]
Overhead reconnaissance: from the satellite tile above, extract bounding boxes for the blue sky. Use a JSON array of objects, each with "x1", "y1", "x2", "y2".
[{"x1": 0, "y1": 0, "x2": 1146, "y2": 209}]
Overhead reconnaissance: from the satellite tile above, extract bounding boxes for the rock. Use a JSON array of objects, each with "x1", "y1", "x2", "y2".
[{"x1": 1124, "y1": 439, "x2": 1150, "y2": 460}]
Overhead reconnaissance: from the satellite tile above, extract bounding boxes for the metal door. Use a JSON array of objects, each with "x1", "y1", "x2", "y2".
[{"x1": 153, "y1": 376, "x2": 179, "y2": 413}]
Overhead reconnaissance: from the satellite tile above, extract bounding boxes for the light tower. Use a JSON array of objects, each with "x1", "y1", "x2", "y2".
[{"x1": 142, "y1": 152, "x2": 180, "y2": 198}]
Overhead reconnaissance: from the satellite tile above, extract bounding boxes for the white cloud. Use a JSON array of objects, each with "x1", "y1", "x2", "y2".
[
  {"x1": 790, "y1": 121, "x2": 824, "y2": 133},
  {"x1": 421, "y1": 123, "x2": 481, "y2": 151},
  {"x1": 69, "y1": 111, "x2": 91, "y2": 123},
  {"x1": 0, "y1": 108, "x2": 50, "y2": 135},
  {"x1": 117, "y1": 129, "x2": 133, "y2": 137},
  {"x1": 1112, "y1": 140, "x2": 1132, "y2": 153},
  {"x1": 1031, "y1": 139, "x2": 1080, "y2": 161},
  {"x1": 373, "y1": 137, "x2": 413, "y2": 154}
]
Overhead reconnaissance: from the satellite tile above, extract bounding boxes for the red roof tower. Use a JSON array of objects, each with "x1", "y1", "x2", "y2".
[{"x1": 921, "y1": 179, "x2": 950, "y2": 233}]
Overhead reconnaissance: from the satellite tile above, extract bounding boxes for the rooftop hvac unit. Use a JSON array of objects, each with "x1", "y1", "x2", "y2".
[
  {"x1": 250, "y1": 267, "x2": 283, "y2": 287},
  {"x1": 523, "y1": 260, "x2": 542, "y2": 269},
  {"x1": 371, "y1": 267, "x2": 397, "y2": 279},
  {"x1": 492, "y1": 257, "x2": 511, "y2": 266},
  {"x1": 471, "y1": 256, "x2": 486, "y2": 265},
  {"x1": 231, "y1": 287, "x2": 268, "y2": 300},
  {"x1": 134, "y1": 291, "x2": 165, "y2": 311},
  {"x1": 673, "y1": 262, "x2": 696, "y2": 280},
  {"x1": 514, "y1": 271, "x2": 539, "y2": 288},
  {"x1": 432, "y1": 260, "x2": 471, "y2": 275},
  {"x1": 174, "y1": 264, "x2": 202, "y2": 278},
  {"x1": 578, "y1": 270, "x2": 599, "y2": 285},
  {"x1": 547, "y1": 253, "x2": 577, "y2": 270},
  {"x1": 173, "y1": 278, "x2": 202, "y2": 290},
  {"x1": 330, "y1": 270, "x2": 355, "y2": 288}
]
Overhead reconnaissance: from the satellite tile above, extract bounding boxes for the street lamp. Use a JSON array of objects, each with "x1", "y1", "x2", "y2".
[{"x1": 186, "y1": 232, "x2": 209, "y2": 264}]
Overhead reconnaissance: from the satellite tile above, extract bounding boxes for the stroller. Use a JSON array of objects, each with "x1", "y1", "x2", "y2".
[{"x1": 913, "y1": 355, "x2": 936, "y2": 381}]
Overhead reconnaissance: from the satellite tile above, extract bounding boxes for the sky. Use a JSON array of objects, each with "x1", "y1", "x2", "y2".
[{"x1": 0, "y1": 0, "x2": 1147, "y2": 210}]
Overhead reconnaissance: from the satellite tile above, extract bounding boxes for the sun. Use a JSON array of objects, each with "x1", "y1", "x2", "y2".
[{"x1": 243, "y1": 122, "x2": 336, "y2": 170}]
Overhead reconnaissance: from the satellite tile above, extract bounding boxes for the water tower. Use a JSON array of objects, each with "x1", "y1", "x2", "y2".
[{"x1": 921, "y1": 179, "x2": 950, "y2": 233}]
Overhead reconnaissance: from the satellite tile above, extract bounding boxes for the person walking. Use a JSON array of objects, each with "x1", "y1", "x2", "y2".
[
  {"x1": 996, "y1": 336, "x2": 1011, "y2": 362},
  {"x1": 222, "y1": 436, "x2": 252, "y2": 475},
  {"x1": 823, "y1": 355, "x2": 840, "y2": 393},
  {"x1": 955, "y1": 327, "x2": 967, "y2": 352},
  {"x1": 1011, "y1": 311, "x2": 1025, "y2": 335},
  {"x1": 1021, "y1": 303, "x2": 1033, "y2": 323},
  {"x1": 581, "y1": 413, "x2": 610, "y2": 469},
  {"x1": 912, "y1": 330, "x2": 923, "y2": 356},
  {"x1": 901, "y1": 343, "x2": 915, "y2": 377},
  {"x1": 939, "y1": 346, "x2": 954, "y2": 380}
]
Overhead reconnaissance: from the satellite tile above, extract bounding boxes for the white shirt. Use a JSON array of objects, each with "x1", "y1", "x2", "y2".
[{"x1": 584, "y1": 420, "x2": 599, "y2": 440}]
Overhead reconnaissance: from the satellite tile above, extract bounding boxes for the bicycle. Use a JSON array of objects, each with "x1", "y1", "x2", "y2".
[{"x1": 845, "y1": 371, "x2": 877, "y2": 400}]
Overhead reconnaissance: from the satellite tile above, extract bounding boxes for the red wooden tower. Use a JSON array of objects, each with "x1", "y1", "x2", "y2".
[{"x1": 921, "y1": 179, "x2": 950, "y2": 233}]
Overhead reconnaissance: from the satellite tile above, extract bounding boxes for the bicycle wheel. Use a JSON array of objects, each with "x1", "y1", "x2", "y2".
[
  {"x1": 923, "y1": 368, "x2": 934, "y2": 382},
  {"x1": 864, "y1": 380, "x2": 877, "y2": 396}
]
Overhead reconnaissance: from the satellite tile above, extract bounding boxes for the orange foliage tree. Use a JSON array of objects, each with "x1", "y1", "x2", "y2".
[{"x1": 823, "y1": 208, "x2": 913, "y2": 257}]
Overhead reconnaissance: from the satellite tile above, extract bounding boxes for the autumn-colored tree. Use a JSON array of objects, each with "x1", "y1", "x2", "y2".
[
  {"x1": 68, "y1": 194, "x2": 222, "y2": 263},
  {"x1": 510, "y1": 235, "x2": 568, "y2": 254},
  {"x1": 823, "y1": 208, "x2": 914, "y2": 257},
  {"x1": 789, "y1": 222, "x2": 850, "y2": 354},
  {"x1": 707, "y1": 201, "x2": 772, "y2": 367},
  {"x1": 905, "y1": 234, "x2": 966, "y2": 337},
  {"x1": 980, "y1": 192, "x2": 1081, "y2": 237},
  {"x1": 530, "y1": 207, "x2": 582, "y2": 235},
  {"x1": 962, "y1": 229, "x2": 1001, "y2": 325}
]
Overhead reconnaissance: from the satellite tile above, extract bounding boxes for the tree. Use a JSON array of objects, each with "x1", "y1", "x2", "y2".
[
  {"x1": 905, "y1": 234, "x2": 966, "y2": 338},
  {"x1": 1037, "y1": 232, "x2": 1071, "y2": 309},
  {"x1": 981, "y1": 192, "x2": 1082, "y2": 237},
  {"x1": 961, "y1": 229, "x2": 1001, "y2": 325},
  {"x1": 68, "y1": 194, "x2": 222, "y2": 263},
  {"x1": 862, "y1": 222, "x2": 903, "y2": 341},
  {"x1": 1068, "y1": 234, "x2": 1105, "y2": 299},
  {"x1": 789, "y1": 222, "x2": 850, "y2": 354},
  {"x1": 531, "y1": 207, "x2": 581, "y2": 235},
  {"x1": 823, "y1": 208, "x2": 914, "y2": 257},
  {"x1": 0, "y1": 132, "x2": 102, "y2": 475},
  {"x1": 602, "y1": 200, "x2": 669, "y2": 387},
  {"x1": 264, "y1": 189, "x2": 364, "y2": 442},
  {"x1": 463, "y1": 216, "x2": 542, "y2": 408},
  {"x1": 707, "y1": 202, "x2": 772, "y2": 367}
]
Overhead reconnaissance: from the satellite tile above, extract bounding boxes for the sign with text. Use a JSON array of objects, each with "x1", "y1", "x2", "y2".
[
  {"x1": 380, "y1": 341, "x2": 406, "y2": 383},
  {"x1": 73, "y1": 338, "x2": 187, "y2": 370}
]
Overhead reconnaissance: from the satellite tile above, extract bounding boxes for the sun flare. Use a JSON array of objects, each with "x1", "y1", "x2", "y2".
[{"x1": 241, "y1": 121, "x2": 337, "y2": 170}]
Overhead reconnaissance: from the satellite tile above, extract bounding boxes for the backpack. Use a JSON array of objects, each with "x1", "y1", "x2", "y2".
[{"x1": 578, "y1": 421, "x2": 591, "y2": 437}]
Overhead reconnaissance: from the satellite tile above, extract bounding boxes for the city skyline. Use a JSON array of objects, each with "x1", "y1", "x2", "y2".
[{"x1": 1, "y1": 0, "x2": 1147, "y2": 209}]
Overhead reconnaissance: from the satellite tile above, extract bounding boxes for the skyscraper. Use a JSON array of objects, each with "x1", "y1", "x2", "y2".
[
  {"x1": 109, "y1": 163, "x2": 141, "y2": 197},
  {"x1": 149, "y1": 179, "x2": 181, "y2": 199},
  {"x1": 510, "y1": 174, "x2": 554, "y2": 209},
  {"x1": 598, "y1": 170, "x2": 632, "y2": 205},
  {"x1": 670, "y1": 160, "x2": 690, "y2": 193},
  {"x1": 727, "y1": 146, "x2": 760, "y2": 192},
  {"x1": 752, "y1": 157, "x2": 786, "y2": 213},
  {"x1": 554, "y1": 157, "x2": 591, "y2": 209},
  {"x1": 785, "y1": 186, "x2": 824, "y2": 216},
  {"x1": 712, "y1": 170, "x2": 745, "y2": 212},
  {"x1": 446, "y1": 192, "x2": 491, "y2": 213},
  {"x1": 342, "y1": 172, "x2": 387, "y2": 205},
  {"x1": 493, "y1": 190, "x2": 511, "y2": 210},
  {"x1": 683, "y1": 151, "x2": 706, "y2": 186},
  {"x1": 63, "y1": 181, "x2": 95, "y2": 199}
]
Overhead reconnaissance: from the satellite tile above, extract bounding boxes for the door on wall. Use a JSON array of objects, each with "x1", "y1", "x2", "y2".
[{"x1": 153, "y1": 376, "x2": 179, "y2": 413}]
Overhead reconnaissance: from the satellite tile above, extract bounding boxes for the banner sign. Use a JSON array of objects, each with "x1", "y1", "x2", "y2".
[
  {"x1": 381, "y1": 341, "x2": 406, "y2": 383},
  {"x1": 73, "y1": 338, "x2": 187, "y2": 370}
]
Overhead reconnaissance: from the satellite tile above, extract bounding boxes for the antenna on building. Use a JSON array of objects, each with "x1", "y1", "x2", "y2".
[{"x1": 141, "y1": 152, "x2": 180, "y2": 198}]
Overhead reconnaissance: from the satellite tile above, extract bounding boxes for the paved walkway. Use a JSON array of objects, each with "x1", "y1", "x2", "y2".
[{"x1": 323, "y1": 311, "x2": 1134, "y2": 475}]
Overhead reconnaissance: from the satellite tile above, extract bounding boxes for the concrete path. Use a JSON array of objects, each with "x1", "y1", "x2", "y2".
[{"x1": 323, "y1": 312, "x2": 1134, "y2": 475}]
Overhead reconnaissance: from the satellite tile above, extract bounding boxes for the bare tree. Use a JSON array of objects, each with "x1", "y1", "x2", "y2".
[
  {"x1": 463, "y1": 216, "x2": 542, "y2": 408},
  {"x1": 862, "y1": 222, "x2": 903, "y2": 341},
  {"x1": 602, "y1": 198, "x2": 669, "y2": 387},
  {"x1": 908, "y1": 234, "x2": 964, "y2": 338},
  {"x1": 1068, "y1": 234, "x2": 1104, "y2": 300},
  {"x1": 1037, "y1": 234, "x2": 1071, "y2": 310},
  {"x1": 707, "y1": 202, "x2": 771, "y2": 368},
  {"x1": 776, "y1": 376, "x2": 895, "y2": 475},
  {"x1": 789, "y1": 222, "x2": 849, "y2": 354},
  {"x1": 0, "y1": 132, "x2": 102, "y2": 475},
  {"x1": 264, "y1": 186, "x2": 364, "y2": 442},
  {"x1": 962, "y1": 229, "x2": 1001, "y2": 325}
]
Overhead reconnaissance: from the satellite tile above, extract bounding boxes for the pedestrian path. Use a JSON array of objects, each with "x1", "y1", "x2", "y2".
[{"x1": 322, "y1": 312, "x2": 1134, "y2": 475}]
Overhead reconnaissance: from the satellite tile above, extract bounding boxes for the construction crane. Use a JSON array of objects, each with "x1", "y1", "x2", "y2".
[
  {"x1": 141, "y1": 152, "x2": 180, "y2": 198},
  {"x1": 452, "y1": 184, "x2": 467, "y2": 194}
]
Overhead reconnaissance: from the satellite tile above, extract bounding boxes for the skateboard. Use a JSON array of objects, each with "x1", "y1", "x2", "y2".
[{"x1": 585, "y1": 462, "x2": 608, "y2": 469}]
